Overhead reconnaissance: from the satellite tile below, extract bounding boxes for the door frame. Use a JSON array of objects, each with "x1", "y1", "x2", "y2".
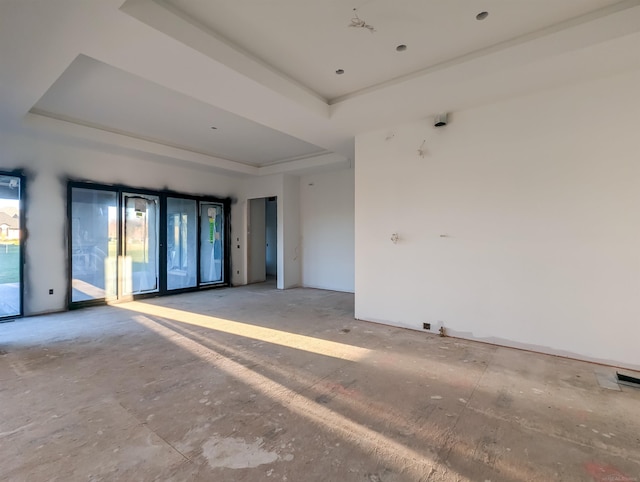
[
  {"x1": 246, "y1": 196, "x2": 278, "y2": 286},
  {"x1": 198, "y1": 201, "x2": 227, "y2": 286},
  {"x1": 0, "y1": 169, "x2": 25, "y2": 320},
  {"x1": 122, "y1": 192, "x2": 160, "y2": 296}
]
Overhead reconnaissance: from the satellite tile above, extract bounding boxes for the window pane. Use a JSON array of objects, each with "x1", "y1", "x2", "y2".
[
  {"x1": 167, "y1": 198, "x2": 197, "y2": 290},
  {"x1": 0, "y1": 174, "x2": 21, "y2": 317},
  {"x1": 123, "y1": 194, "x2": 159, "y2": 294},
  {"x1": 71, "y1": 188, "x2": 117, "y2": 302},
  {"x1": 200, "y1": 202, "x2": 224, "y2": 284}
]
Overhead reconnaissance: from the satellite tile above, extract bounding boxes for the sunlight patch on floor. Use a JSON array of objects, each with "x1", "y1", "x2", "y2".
[
  {"x1": 130, "y1": 313, "x2": 443, "y2": 480},
  {"x1": 118, "y1": 301, "x2": 371, "y2": 362}
]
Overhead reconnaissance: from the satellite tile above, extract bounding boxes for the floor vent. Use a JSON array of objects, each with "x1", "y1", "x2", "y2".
[{"x1": 617, "y1": 372, "x2": 640, "y2": 388}]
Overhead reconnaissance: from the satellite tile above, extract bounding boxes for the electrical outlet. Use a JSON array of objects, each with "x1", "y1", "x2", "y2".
[
  {"x1": 49, "y1": 289, "x2": 54, "y2": 295},
  {"x1": 423, "y1": 322, "x2": 430, "y2": 330}
]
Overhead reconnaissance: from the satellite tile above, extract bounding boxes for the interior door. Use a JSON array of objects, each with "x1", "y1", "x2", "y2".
[
  {"x1": 123, "y1": 194, "x2": 159, "y2": 295},
  {"x1": 0, "y1": 174, "x2": 22, "y2": 318}
]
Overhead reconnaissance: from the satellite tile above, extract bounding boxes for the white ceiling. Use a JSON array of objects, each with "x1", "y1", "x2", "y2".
[
  {"x1": 1, "y1": 0, "x2": 640, "y2": 176},
  {"x1": 163, "y1": 0, "x2": 622, "y2": 101},
  {"x1": 31, "y1": 55, "x2": 327, "y2": 166}
]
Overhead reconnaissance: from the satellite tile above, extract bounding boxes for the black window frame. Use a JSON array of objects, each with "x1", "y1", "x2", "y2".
[
  {"x1": 67, "y1": 180, "x2": 231, "y2": 309},
  {"x1": 0, "y1": 169, "x2": 25, "y2": 320}
]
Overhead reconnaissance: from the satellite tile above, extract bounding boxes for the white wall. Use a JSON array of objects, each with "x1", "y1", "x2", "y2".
[
  {"x1": 238, "y1": 173, "x2": 300, "y2": 289},
  {"x1": 300, "y1": 169, "x2": 355, "y2": 292},
  {"x1": 248, "y1": 198, "x2": 266, "y2": 283},
  {"x1": 282, "y1": 175, "x2": 301, "y2": 289},
  {"x1": 0, "y1": 128, "x2": 317, "y2": 315},
  {"x1": 235, "y1": 174, "x2": 281, "y2": 288},
  {"x1": 355, "y1": 68, "x2": 640, "y2": 370},
  {"x1": 0, "y1": 130, "x2": 241, "y2": 315}
]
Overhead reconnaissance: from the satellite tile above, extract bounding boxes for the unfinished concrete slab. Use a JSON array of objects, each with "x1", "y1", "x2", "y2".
[{"x1": 1, "y1": 284, "x2": 639, "y2": 481}]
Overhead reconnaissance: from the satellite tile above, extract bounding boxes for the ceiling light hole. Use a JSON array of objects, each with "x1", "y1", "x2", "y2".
[
  {"x1": 335, "y1": 69, "x2": 345, "y2": 75},
  {"x1": 396, "y1": 44, "x2": 407, "y2": 52},
  {"x1": 476, "y1": 11, "x2": 489, "y2": 21}
]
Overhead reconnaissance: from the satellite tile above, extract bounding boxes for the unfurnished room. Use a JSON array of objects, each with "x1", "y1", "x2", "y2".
[{"x1": 1, "y1": 1, "x2": 639, "y2": 481}]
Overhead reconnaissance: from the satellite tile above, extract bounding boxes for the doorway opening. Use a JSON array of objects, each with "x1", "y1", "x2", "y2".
[
  {"x1": 0, "y1": 172, "x2": 23, "y2": 319},
  {"x1": 247, "y1": 197, "x2": 277, "y2": 285}
]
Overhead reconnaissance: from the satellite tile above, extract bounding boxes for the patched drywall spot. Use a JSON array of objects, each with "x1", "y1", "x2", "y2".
[{"x1": 202, "y1": 436, "x2": 278, "y2": 469}]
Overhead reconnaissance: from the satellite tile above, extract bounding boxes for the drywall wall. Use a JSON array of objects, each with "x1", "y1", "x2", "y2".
[
  {"x1": 248, "y1": 198, "x2": 266, "y2": 283},
  {"x1": 238, "y1": 173, "x2": 300, "y2": 290},
  {"x1": 0, "y1": 129, "x2": 241, "y2": 315},
  {"x1": 300, "y1": 168, "x2": 355, "y2": 292},
  {"x1": 282, "y1": 175, "x2": 301, "y2": 289},
  {"x1": 239, "y1": 175, "x2": 281, "y2": 288},
  {"x1": 355, "y1": 68, "x2": 640, "y2": 370}
]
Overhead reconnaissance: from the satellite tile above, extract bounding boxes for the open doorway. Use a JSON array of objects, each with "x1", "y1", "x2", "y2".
[
  {"x1": 247, "y1": 197, "x2": 277, "y2": 285},
  {"x1": 265, "y1": 197, "x2": 277, "y2": 280}
]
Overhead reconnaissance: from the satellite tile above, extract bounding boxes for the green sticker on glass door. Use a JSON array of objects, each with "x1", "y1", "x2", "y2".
[{"x1": 208, "y1": 207, "x2": 216, "y2": 244}]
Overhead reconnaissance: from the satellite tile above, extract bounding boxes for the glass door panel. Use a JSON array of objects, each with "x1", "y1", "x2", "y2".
[
  {"x1": 69, "y1": 183, "x2": 229, "y2": 307},
  {"x1": 70, "y1": 188, "x2": 118, "y2": 303},
  {"x1": 0, "y1": 174, "x2": 22, "y2": 317},
  {"x1": 167, "y1": 197, "x2": 197, "y2": 290},
  {"x1": 123, "y1": 194, "x2": 159, "y2": 295},
  {"x1": 200, "y1": 202, "x2": 224, "y2": 284}
]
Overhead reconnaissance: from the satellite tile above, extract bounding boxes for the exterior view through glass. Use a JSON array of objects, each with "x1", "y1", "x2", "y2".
[
  {"x1": 167, "y1": 197, "x2": 197, "y2": 290},
  {"x1": 70, "y1": 188, "x2": 118, "y2": 302},
  {"x1": 0, "y1": 174, "x2": 22, "y2": 317},
  {"x1": 69, "y1": 183, "x2": 228, "y2": 307},
  {"x1": 123, "y1": 194, "x2": 159, "y2": 295},
  {"x1": 200, "y1": 202, "x2": 224, "y2": 284}
]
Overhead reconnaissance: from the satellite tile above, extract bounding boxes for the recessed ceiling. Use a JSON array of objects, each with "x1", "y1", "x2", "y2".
[
  {"x1": 161, "y1": 0, "x2": 623, "y2": 101},
  {"x1": 30, "y1": 55, "x2": 327, "y2": 166},
  {"x1": 2, "y1": 0, "x2": 639, "y2": 177}
]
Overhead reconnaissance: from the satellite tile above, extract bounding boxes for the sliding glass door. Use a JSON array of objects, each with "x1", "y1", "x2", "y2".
[
  {"x1": 69, "y1": 182, "x2": 229, "y2": 307},
  {"x1": 0, "y1": 173, "x2": 23, "y2": 318},
  {"x1": 123, "y1": 194, "x2": 159, "y2": 295},
  {"x1": 167, "y1": 197, "x2": 197, "y2": 290},
  {"x1": 70, "y1": 188, "x2": 118, "y2": 302},
  {"x1": 200, "y1": 202, "x2": 224, "y2": 285}
]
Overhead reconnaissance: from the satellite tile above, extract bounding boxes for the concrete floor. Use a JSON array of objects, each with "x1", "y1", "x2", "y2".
[{"x1": 1, "y1": 284, "x2": 639, "y2": 482}]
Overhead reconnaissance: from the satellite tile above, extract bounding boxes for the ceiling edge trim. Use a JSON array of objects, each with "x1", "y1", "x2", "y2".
[
  {"x1": 258, "y1": 152, "x2": 350, "y2": 177},
  {"x1": 258, "y1": 150, "x2": 333, "y2": 168},
  {"x1": 24, "y1": 112, "x2": 259, "y2": 176}
]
